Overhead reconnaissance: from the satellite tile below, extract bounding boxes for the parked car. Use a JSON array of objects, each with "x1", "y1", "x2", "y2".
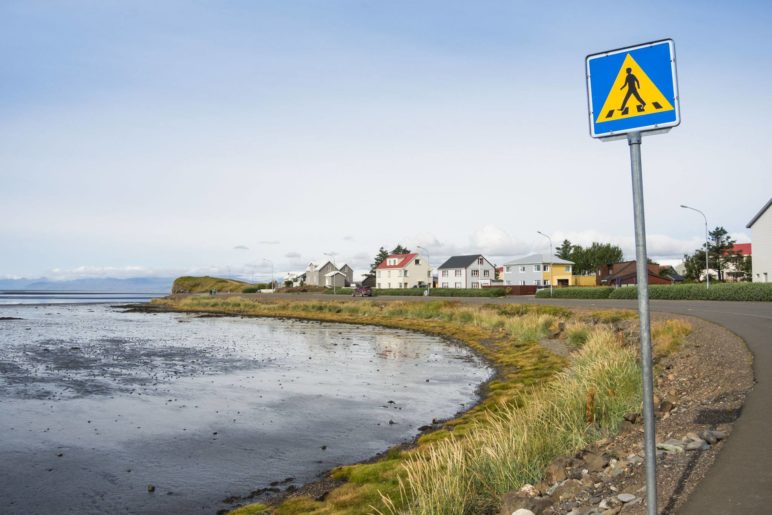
[{"x1": 352, "y1": 286, "x2": 373, "y2": 297}]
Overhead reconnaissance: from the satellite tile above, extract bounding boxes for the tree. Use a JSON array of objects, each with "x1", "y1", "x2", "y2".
[
  {"x1": 391, "y1": 244, "x2": 411, "y2": 255},
  {"x1": 683, "y1": 249, "x2": 707, "y2": 281},
  {"x1": 566, "y1": 242, "x2": 624, "y2": 275},
  {"x1": 708, "y1": 226, "x2": 735, "y2": 281},
  {"x1": 370, "y1": 246, "x2": 390, "y2": 272},
  {"x1": 556, "y1": 239, "x2": 574, "y2": 260}
]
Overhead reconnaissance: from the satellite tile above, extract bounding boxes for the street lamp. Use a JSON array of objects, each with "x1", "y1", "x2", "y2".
[
  {"x1": 323, "y1": 252, "x2": 338, "y2": 295},
  {"x1": 680, "y1": 204, "x2": 710, "y2": 289},
  {"x1": 537, "y1": 231, "x2": 554, "y2": 297},
  {"x1": 416, "y1": 245, "x2": 431, "y2": 296}
]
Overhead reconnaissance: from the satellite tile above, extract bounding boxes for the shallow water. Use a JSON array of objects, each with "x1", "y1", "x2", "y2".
[{"x1": 0, "y1": 304, "x2": 491, "y2": 514}]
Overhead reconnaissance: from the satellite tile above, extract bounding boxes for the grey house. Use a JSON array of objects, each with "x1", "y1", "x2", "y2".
[
  {"x1": 503, "y1": 254, "x2": 574, "y2": 287},
  {"x1": 436, "y1": 254, "x2": 496, "y2": 288},
  {"x1": 304, "y1": 261, "x2": 337, "y2": 286}
]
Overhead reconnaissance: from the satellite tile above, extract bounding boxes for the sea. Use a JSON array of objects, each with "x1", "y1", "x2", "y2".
[{"x1": 0, "y1": 292, "x2": 491, "y2": 514}]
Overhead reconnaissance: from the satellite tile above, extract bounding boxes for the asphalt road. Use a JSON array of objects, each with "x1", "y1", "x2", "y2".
[{"x1": 207, "y1": 292, "x2": 772, "y2": 512}]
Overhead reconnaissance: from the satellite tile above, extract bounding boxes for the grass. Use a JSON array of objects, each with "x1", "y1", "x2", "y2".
[
  {"x1": 652, "y1": 318, "x2": 693, "y2": 357},
  {"x1": 535, "y1": 287, "x2": 614, "y2": 299},
  {"x1": 374, "y1": 288, "x2": 508, "y2": 297},
  {"x1": 384, "y1": 329, "x2": 642, "y2": 514},
  {"x1": 171, "y1": 276, "x2": 252, "y2": 294},
  {"x1": 149, "y1": 296, "x2": 670, "y2": 514}
]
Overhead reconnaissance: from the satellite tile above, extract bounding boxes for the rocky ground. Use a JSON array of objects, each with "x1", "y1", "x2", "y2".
[{"x1": 501, "y1": 313, "x2": 754, "y2": 515}]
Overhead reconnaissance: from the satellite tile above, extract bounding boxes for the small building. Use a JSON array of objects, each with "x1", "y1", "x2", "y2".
[
  {"x1": 375, "y1": 253, "x2": 431, "y2": 289},
  {"x1": 436, "y1": 254, "x2": 496, "y2": 288},
  {"x1": 597, "y1": 261, "x2": 672, "y2": 286},
  {"x1": 723, "y1": 243, "x2": 752, "y2": 282},
  {"x1": 747, "y1": 198, "x2": 772, "y2": 283},
  {"x1": 503, "y1": 254, "x2": 574, "y2": 287},
  {"x1": 337, "y1": 264, "x2": 354, "y2": 286},
  {"x1": 324, "y1": 271, "x2": 347, "y2": 288}
]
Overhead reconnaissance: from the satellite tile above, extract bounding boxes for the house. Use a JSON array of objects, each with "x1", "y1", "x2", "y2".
[
  {"x1": 747, "y1": 198, "x2": 772, "y2": 282},
  {"x1": 375, "y1": 253, "x2": 431, "y2": 289},
  {"x1": 338, "y1": 264, "x2": 354, "y2": 286},
  {"x1": 502, "y1": 254, "x2": 574, "y2": 287},
  {"x1": 304, "y1": 261, "x2": 342, "y2": 287},
  {"x1": 324, "y1": 271, "x2": 347, "y2": 288},
  {"x1": 436, "y1": 255, "x2": 496, "y2": 288},
  {"x1": 723, "y1": 243, "x2": 752, "y2": 282},
  {"x1": 361, "y1": 273, "x2": 376, "y2": 288},
  {"x1": 597, "y1": 260, "x2": 672, "y2": 286},
  {"x1": 285, "y1": 271, "x2": 306, "y2": 287}
]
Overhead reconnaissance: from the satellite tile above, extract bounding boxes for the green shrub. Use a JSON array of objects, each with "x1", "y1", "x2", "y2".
[
  {"x1": 241, "y1": 287, "x2": 259, "y2": 293},
  {"x1": 535, "y1": 287, "x2": 613, "y2": 299},
  {"x1": 608, "y1": 283, "x2": 772, "y2": 301},
  {"x1": 322, "y1": 288, "x2": 354, "y2": 295}
]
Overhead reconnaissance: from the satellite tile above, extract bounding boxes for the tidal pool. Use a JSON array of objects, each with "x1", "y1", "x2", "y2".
[{"x1": 0, "y1": 303, "x2": 491, "y2": 514}]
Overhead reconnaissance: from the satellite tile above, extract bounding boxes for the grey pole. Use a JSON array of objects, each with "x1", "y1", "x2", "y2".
[
  {"x1": 680, "y1": 204, "x2": 710, "y2": 289},
  {"x1": 628, "y1": 132, "x2": 657, "y2": 515},
  {"x1": 537, "y1": 231, "x2": 554, "y2": 297}
]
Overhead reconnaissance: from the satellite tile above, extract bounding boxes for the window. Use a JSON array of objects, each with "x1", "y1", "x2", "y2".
[
  {"x1": 478, "y1": 257, "x2": 484, "y2": 265},
  {"x1": 404, "y1": 270, "x2": 409, "y2": 277},
  {"x1": 506, "y1": 266, "x2": 512, "y2": 272},
  {"x1": 483, "y1": 270, "x2": 490, "y2": 277},
  {"x1": 472, "y1": 282, "x2": 479, "y2": 288},
  {"x1": 414, "y1": 259, "x2": 420, "y2": 265},
  {"x1": 544, "y1": 265, "x2": 549, "y2": 272},
  {"x1": 471, "y1": 270, "x2": 479, "y2": 277},
  {"x1": 520, "y1": 266, "x2": 526, "y2": 272},
  {"x1": 534, "y1": 264, "x2": 541, "y2": 272},
  {"x1": 534, "y1": 279, "x2": 541, "y2": 286},
  {"x1": 544, "y1": 279, "x2": 550, "y2": 285},
  {"x1": 454, "y1": 282, "x2": 462, "y2": 288},
  {"x1": 520, "y1": 280, "x2": 526, "y2": 286},
  {"x1": 441, "y1": 282, "x2": 448, "y2": 288},
  {"x1": 565, "y1": 265, "x2": 572, "y2": 272},
  {"x1": 455, "y1": 269, "x2": 462, "y2": 276},
  {"x1": 441, "y1": 270, "x2": 448, "y2": 277}
]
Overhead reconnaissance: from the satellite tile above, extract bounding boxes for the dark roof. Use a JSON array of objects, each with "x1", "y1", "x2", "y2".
[
  {"x1": 747, "y1": 198, "x2": 772, "y2": 228},
  {"x1": 437, "y1": 254, "x2": 487, "y2": 269}
]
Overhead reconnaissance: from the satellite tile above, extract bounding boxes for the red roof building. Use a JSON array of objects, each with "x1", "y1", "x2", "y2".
[
  {"x1": 727, "y1": 243, "x2": 752, "y2": 256},
  {"x1": 374, "y1": 253, "x2": 431, "y2": 289}
]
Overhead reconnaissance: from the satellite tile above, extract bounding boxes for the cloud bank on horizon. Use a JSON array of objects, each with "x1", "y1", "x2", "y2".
[{"x1": 0, "y1": 1, "x2": 769, "y2": 280}]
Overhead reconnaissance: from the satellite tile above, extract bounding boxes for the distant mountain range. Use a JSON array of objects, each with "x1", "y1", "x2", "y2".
[{"x1": 0, "y1": 276, "x2": 174, "y2": 293}]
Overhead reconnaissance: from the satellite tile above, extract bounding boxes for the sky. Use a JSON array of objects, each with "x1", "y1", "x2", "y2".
[{"x1": 2, "y1": 1, "x2": 771, "y2": 282}]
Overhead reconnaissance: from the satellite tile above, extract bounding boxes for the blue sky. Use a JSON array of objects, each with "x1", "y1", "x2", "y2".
[{"x1": 1, "y1": 1, "x2": 771, "y2": 280}]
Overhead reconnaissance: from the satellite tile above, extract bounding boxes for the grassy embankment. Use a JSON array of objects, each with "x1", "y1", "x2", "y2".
[
  {"x1": 151, "y1": 296, "x2": 688, "y2": 514},
  {"x1": 171, "y1": 276, "x2": 253, "y2": 294}
]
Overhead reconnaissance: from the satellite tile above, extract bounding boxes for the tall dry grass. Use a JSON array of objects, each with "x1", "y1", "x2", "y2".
[{"x1": 387, "y1": 329, "x2": 641, "y2": 514}]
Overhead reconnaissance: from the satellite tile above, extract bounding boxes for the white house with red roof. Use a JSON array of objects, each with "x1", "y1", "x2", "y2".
[{"x1": 375, "y1": 253, "x2": 431, "y2": 289}]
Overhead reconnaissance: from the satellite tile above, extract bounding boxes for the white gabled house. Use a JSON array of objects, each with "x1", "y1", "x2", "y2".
[
  {"x1": 436, "y1": 254, "x2": 496, "y2": 288},
  {"x1": 375, "y1": 253, "x2": 431, "y2": 289},
  {"x1": 747, "y1": 198, "x2": 772, "y2": 282}
]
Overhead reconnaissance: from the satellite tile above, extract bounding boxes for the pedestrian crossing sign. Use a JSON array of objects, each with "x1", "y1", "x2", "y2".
[{"x1": 586, "y1": 39, "x2": 680, "y2": 138}]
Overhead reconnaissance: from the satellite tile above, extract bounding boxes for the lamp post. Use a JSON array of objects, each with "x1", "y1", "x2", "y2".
[
  {"x1": 323, "y1": 252, "x2": 337, "y2": 295},
  {"x1": 680, "y1": 204, "x2": 710, "y2": 289},
  {"x1": 537, "y1": 231, "x2": 554, "y2": 297},
  {"x1": 416, "y1": 245, "x2": 431, "y2": 296}
]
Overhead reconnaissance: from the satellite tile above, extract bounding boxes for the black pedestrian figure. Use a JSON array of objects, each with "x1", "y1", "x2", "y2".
[{"x1": 620, "y1": 67, "x2": 646, "y2": 113}]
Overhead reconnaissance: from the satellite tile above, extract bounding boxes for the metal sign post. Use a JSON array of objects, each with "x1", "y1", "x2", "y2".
[
  {"x1": 628, "y1": 131, "x2": 658, "y2": 514},
  {"x1": 586, "y1": 39, "x2": 680, "y2": 515}
]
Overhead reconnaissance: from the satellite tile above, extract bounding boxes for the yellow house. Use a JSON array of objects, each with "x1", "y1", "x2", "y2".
[{"x1": 542, "y1": 260, "x2": 575, "y2": 287}]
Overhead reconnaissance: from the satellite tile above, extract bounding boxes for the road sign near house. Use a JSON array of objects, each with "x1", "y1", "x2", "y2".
[{"x1": 586, "y1": 39, "x2": 680, "y2": 138}]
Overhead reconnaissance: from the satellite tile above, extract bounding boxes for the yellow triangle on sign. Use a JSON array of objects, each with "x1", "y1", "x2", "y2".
[{"x1": 596, "y1": 54, "x2": 674, "y2": 122}]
